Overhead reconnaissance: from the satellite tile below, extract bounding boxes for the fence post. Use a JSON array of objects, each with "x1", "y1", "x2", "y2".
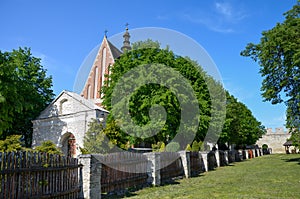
[
  {"x1": 224, "y1": 150, "x2": 229, "y2": 165},
  {"x1": 252, "y1": 149, "x2": 256, "y2": 158},
  {"x1": 79, "y1": 154, "x2": 101, "y2": 199},
  {"x1": 244, "y1": 150, "x2": 249, "y2": 159},
  {"x1": 199, "y1": 152, "x2": 208, "y2": 172},
  {"x1": 179, "y1": 151, "x2": 191, "y2": 178},
  {"x1": 215, "y1": 150, "x2": 220, "y2": 167},
  {"x1": 145, "y1": 152, "x2": 161, "y2": 186}
]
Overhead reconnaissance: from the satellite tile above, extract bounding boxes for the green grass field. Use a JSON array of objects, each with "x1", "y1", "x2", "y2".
[{"x1": 121, "y1": 154, "x2": 300, "y2": 199}]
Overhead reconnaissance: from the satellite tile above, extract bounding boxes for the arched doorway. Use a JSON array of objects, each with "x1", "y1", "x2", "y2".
[{"x1": 61, "y1": 132, "x2": 77, "y2": 157}]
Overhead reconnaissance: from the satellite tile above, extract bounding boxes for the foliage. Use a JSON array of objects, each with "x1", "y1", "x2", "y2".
[
  {"x1": 131, "y1": 39, "x2": 161, "y2": 50},
  {"x1": 0, "y1": 135, "x2": 23, "y2": 152},
  {"x1": 262, "y1": 144, "x2": 268, "y2": 149},
  {"x1": 0, "y1": 47, "x2": 54, "y2": 146},
  {"x1": 83, "y1": 119, "x2": 115, "y2": 154},
  {"x1": 185, "y1": 144, "x2": 192, "y2": 151},
  {"x1": 289, "y1": 130, "x2": 300, "y2": 149},
  {"x1": 102, "y1": 40, "x2": 214, "y2": 149},
  {"x1": 159, "y1": 142, "x2": 166, "y2": 152},
  {"x1": 241, "y1": 2, "x2": 300, "y2": 132},
  {"x1": 165, "y1": 142, "x2": 180, "y2": 152},
  {"x1": 35, "y1": 140, "x2": 62, "y2": 155},
  {"x1": 191, "y1": 141, "x2": 200, "y2": 152},
  {"x1": 219, "y1": 92, "x2": 266, "y2": 148},
  {"x1": 152, "y1": 141, "x2": 164, "y2": 152}
]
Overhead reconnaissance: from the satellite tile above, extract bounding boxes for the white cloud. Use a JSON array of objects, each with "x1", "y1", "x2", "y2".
[
  {"x1": 215, "y1": 2, "x2": 232, "y2": 17},
  {"x1": 179, "y1": 1, "x2": 248, "y2": 33}
]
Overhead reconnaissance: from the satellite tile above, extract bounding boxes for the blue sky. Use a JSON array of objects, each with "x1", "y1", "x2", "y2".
[{"x1": 1, "y1": 0, "x2": 297, "y2": 130}]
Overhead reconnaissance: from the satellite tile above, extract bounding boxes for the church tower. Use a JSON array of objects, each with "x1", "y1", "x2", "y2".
[
  {"x1": 81, "y1": 26, "x2": 131, "y2": 106},
  {"x1": 121, "y1": 24, "x2": 131, "y2": 52}
]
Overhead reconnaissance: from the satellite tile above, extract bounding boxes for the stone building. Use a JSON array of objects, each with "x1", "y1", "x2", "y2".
[
  {"x1": 32, "y1": 27, "x2": 131, "y2": 157},
  {"x1": 256, "y1": 127, "x2": 291, "y2": 153}
]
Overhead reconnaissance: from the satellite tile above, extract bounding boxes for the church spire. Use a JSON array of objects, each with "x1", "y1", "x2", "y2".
[{"x1": 121, "y1": 23, "x2": 131, "y2": 52}]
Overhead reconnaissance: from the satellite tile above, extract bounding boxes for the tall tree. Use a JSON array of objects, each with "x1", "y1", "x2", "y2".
[
  {"x1": 102, "y1": 41, "x2": 214, "y2": 149},
  {"x1": 241, "y1": 2, "x2": 300, "y2": 134},
  {"x1": 0, "y1": 47, "x2": 54, "y2": 146},
  {"x1": 219, "y1": 92, "x2": 265, "y2": 149}
]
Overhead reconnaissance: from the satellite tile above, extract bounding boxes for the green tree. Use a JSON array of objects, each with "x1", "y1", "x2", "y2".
[
  {"x1": 0, "y1": 47, "x2": 54, "y2": 146},
  {"x1": 219, "y1": 93, "x2": 265, "y2": 148},
  {"x1": 83, "y1": 119, "x2": 115, "y2": 154},
  {"x1": 35, "y1": 140, "x2": 62, "y2": 155},
  {"x1": 102, "y1": 41, "x2": 214, "y2": 149},
  {"x1": 241, "y1": 2, "x2": 300, "y2": 134},
  {"x1": 132, "y1": 39, "x2": 161, "y2": 50}
]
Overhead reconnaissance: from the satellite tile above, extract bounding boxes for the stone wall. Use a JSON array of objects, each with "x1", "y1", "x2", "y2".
[{"x1": 256, "y1": 127, "x2": 291, "y2": 153}]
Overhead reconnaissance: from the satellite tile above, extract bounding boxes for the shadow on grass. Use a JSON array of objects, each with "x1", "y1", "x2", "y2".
[
  {"x1": 101, "y1": 178, "x2": 183, "y2": 199},
  {"x1": 282, "y1": 156, "x2": 300, "y2": 165}
]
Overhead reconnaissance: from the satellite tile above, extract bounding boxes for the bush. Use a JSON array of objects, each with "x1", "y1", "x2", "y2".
[
  {"x1": 166, "y1": 142, "x2": 180, "y2": 152},
  {"x1": 159, "y1": 142, "x2": 166, "y2": 152},
  {"x1": 35, "y1": 140, "x2": 63, "y2": 155},
  {"x1": 191, "y1": 141, "x2": 200, "y2": 152},
  {"x1": 186, "y1": 144, "x2": 192, "y2": 151},
  {"x1": 0, "y1": 135, "x2": 23, "y2": 152}
]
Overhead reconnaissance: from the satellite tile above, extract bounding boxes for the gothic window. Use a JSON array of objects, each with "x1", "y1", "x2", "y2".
[
  {"x1": 101, "y1": 48, "x2": 107, "y2": 87},
  {"x1": 94, "y1": 67, "x2": 99, "y2": 99},
  {"x1": 87, "y1": 85, "x2": 91, "y2": 99}
]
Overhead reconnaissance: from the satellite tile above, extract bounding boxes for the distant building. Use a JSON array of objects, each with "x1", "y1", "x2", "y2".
[
  {"x1": 256, "y1": 127, "x2": 291, "y2": 153},
  {"x1": 32, "y1": 27, "x2": 131, "y2": 157}
]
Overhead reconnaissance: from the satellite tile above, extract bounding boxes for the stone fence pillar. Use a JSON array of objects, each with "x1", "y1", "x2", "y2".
[
  {"x1": 199, "y1": 152, "x2": 208, "y2": 172},
  {"x1": 78, "y1": 154, "x2": 102, "y2": 199},
  {"x1": 244, "y1": 150, "x2": 249, "y2": 159},
  {"x1": 224, "y1": 151, "x2": 229, "y2": 165},
  {"x1": 145, "y1": 152, "x2": 161, "y2": 186},
  {"x1": 215, "y1": 150, "x2": 220, "y2": 167},
  {"x1": 179, "y1": 151, "x2": 191, "y2": 178},
  {"x1": 252, "y1": 149, "x2": 256, "y2": 158}
]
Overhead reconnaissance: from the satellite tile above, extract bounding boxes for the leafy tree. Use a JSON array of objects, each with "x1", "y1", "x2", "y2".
[
  {"x1": 83, "y1": 119, "x2": 115, "y2": 154},
  {"x1": 132, "y1": 39, "x2": 161, "y2": 50},
  {"x1": 241, "y1": 2, "x2": 300, "y2": 134},
  {"x1": 219, "y1": 93, "x2": 265, "y2": 148},
  {"x1": 102, "y1": 41, "x2": 213, "y2": 149},
  {"x1": 0, "y1": 47, "x2": 54, "y2": 146},
  {"x1": 0, "y1": 135, "x2": 23, "y2": 152},
  {"x1": 35, "y1": 140, "x2": 62, "y2": 155}
]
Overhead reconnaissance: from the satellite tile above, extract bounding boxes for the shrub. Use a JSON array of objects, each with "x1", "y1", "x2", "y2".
[
  {"x1": 0, "y1": 135, "x2": 23, "y2": 152},
  {"x1": 166, "y1": 142, "x2": 180, "y2": 152},
  {"x1": 159, "y1": 142, "x2": 166, "y2": 152},
  {"x1": 186, "y1": 144, "x2": 192, "y2": 151},
  {"x1": 35, "y1": 140, "x2": 63, "y2": 155},
  {"x1": 191, "y1": 141, "x2": 200, "y2": 152}
]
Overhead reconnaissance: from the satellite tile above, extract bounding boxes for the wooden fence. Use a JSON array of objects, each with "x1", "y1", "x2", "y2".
[
  {"x1": 160, "y1": 152, "x2": 184, "y2": 182},
  {"x1": 99, "y1": 152, "x2": 148, "y2": 193},
  {"x1": 0, "y1": 151, "x2": 80, "y2": 199}
]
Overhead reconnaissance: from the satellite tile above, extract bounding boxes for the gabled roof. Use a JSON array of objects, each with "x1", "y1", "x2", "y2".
[
  {"x1": 61, "y1": 90, "x2": 108, "y2": 112},
  {"x1": 107, "y1": 40, "x2": 122, "y2": 59},
  {"x1": 36, "y1": 90, "x2": 109, "y2": 120}
]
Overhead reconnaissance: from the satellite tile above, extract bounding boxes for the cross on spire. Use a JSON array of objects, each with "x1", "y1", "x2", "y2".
[
  {"x1": 125, "y1": 23, "x2": 129, "y2": 30},
  {"x1": 104, "y1": 29, "x2": 108, "y2": 37}
]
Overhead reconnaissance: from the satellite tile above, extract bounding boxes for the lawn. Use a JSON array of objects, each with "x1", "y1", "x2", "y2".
[{"x1": 121, "y1": 154, "x2": 300, "y2": 199}]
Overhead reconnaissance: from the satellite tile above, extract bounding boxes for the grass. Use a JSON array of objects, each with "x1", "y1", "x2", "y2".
[{"x1": 116, "y1": 154, "x2": 300, "y2": 199}]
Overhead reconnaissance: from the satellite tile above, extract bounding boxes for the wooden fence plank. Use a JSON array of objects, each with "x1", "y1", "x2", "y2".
[{"x1": 0, "y1": 152, "x2": 80, "y2": 199}]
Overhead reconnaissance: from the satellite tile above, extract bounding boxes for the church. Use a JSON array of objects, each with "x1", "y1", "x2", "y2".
[{"x1": 31, "y1": 27, "x2": 132, "y2": 157}]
